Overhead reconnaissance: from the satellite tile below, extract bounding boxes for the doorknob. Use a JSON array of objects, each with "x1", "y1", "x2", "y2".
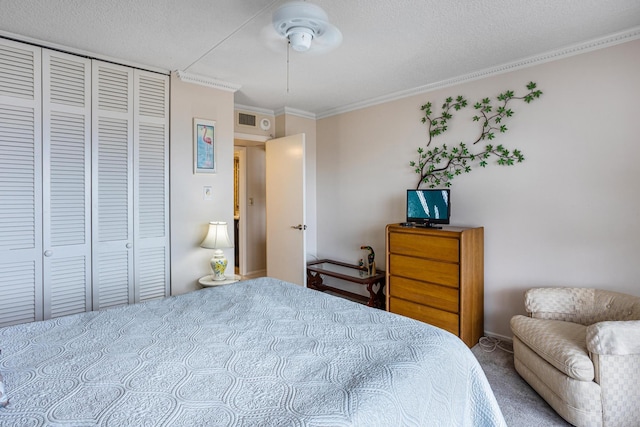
[
  {"x1": 290, "y1": 224, "x2": 307, "y2": 230},
  {"x1": 44, "y1": 250, "x2": 53, "y2": 257}
]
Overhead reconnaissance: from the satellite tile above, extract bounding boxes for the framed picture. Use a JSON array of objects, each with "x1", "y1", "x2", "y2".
[{"x1": 194, "y1": 118, "x2": 216, "y2": 173}]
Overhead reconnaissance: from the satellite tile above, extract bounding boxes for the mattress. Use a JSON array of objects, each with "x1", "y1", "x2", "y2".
[{"x1": 0, "y1": 277, "x2": 505, "y2": 426}]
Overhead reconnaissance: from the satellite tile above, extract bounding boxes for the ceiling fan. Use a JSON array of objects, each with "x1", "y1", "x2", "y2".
[
  {"x1": 183, "y1": 1, "x2": 341, "y2": 93},
  {"x1": 268, "y1": 1, "x2": 342, "y2": 54},
  {"x1": 183, "y1": 0, "x2": 341, "y2": 74}
]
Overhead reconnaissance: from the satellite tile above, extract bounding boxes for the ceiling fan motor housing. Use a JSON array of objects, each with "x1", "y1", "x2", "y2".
[
  {"x1": 273, "y1": 1, "x2": 331, "y2": 52},
  {"x1": 287, "y1": 27, "x2": 315, "y2": 51}
]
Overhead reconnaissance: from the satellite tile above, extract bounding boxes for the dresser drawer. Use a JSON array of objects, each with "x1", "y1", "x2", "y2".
[
  {"x1": 389, "y1": 276, "x2": 459, "y2": 313},
  {"x1": 388, "y1": 231, "x2": 459, "y2": 262},
  {"x1": 389, "y1": 297, "x2": 459, "y2": 336},
  {"x1": 389, "y1": 253, "x2": 459, "y2": 288}
]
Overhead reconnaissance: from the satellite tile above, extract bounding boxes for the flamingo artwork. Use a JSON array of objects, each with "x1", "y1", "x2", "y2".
[
  {"x1": 202, "y1": 125, "x2": 212, "y2": 146},
  {"x1": 197, "y1": 123, "x2": 214, "y2": 170}
]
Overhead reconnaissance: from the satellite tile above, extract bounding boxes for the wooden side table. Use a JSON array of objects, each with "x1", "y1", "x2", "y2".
[
  {"x1": 199, "y1": 274, "x2": 241, "y2": 287},
  {"x1": 306, "y1": 259, "x2": 385, "y2": 309}
]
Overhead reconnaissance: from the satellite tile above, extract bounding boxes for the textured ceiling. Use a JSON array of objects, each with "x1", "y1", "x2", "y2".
[{"x1": 1, "y1": 0, "x2": 639, "y2": 117}]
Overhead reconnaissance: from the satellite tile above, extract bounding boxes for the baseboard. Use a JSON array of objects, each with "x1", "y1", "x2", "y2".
[{"x1": 242, "y1": 269, "x2": 266, "y2": 279}]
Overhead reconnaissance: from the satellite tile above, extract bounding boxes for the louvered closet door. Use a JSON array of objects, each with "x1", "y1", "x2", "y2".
[
  {"x1": 92, "y1": 60, "x2": 134, "y2": 309},
  {"x1": 42, "y1": 50, "x2": 92, "y2": 318},
  {"x1": 0, "y1": 40, "x2": 43, "y2": 326},
  {"x1": 133, "y1": 70, "x2": 169, "y2": 301}
]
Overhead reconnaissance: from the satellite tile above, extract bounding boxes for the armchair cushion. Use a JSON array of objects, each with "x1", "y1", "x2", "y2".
[{"x1": 511, "y1": 315, "x2": 593, "y2": 381}]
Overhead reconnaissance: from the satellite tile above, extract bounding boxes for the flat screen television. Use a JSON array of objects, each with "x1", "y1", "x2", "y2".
[{"x1": 406, "y1": 189, "x2": 450, "y2": 227}]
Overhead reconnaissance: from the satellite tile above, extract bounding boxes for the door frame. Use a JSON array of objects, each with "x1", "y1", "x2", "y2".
[
  {"x1": 234, "y1": 132, "x2": 269, "y2": 277},
  {"x1": 234, "y1": 146, "x2": 247, "y2": 275}
]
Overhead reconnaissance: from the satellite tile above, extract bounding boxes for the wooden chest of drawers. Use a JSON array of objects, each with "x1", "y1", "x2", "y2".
[{"x1": 385, "y1": 224, "x2": 484, "y2": 347}]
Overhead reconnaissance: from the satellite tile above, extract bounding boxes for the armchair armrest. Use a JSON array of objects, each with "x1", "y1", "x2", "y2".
[{"x1": 586, "y1": 320, "x2": 640, "y2": 355}]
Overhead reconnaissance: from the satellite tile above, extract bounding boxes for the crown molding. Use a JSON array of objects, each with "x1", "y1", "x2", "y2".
[
  {"x1": 175, "y1": 70, "x2": 241, "y2": 92},
  {"x1": 275, "y1": 106, "x2": 316, "y2": 120},
  {"x1": 316, "y1": 26, "x2": 640, "y2": 119}
]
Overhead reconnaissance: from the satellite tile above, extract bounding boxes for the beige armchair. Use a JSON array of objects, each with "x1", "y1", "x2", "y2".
[{"x1": 510, "y1": 287, "x2": 640, "y2": 427}]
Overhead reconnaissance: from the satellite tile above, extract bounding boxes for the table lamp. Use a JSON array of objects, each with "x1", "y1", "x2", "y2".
[{"x1": 200, "y1": 221, "x2": 232, "y2": 281}]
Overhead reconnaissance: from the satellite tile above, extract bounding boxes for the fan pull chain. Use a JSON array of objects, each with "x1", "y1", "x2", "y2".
[{"x1": 287, "y1": 41, "x2": 290, "y2": 93}]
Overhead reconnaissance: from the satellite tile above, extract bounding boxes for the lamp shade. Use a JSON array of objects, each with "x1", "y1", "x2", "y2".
[{"x1": 200, "y1": 221, "x2": 232, "y2": 249}]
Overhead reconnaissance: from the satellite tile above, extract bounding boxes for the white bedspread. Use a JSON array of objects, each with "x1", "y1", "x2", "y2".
[{"x1": 0, "y1": 277, "x2": 505, "y2": 426}]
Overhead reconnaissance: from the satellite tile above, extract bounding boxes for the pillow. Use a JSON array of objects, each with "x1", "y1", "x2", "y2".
[{"x1": 0, "y1": 371, "x2": 7, "y2": 408}]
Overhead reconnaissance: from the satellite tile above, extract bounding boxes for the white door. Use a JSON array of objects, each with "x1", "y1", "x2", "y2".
[
  {"x1": 133, "y1": 70, "x2": 170, "y2": 302},
  {"x1": 92, "y1": 62, "x2": 170, "y2": 309},
  {"x1": 265, "y1": 133, "x2": 306, "y2": 285},
  {"x1": 42, "y1": 49, "x2": 92, "y2": 318},
  {"x1": 0, "y1": 39, "x2": 43, "y2": 326},
  {"x1": 92, "y1": 60, "x2": 135, "y2": 309}
]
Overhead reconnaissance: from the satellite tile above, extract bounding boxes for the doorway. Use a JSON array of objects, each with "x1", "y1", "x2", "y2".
[
  {"x1": 234, "y1": 137, "x2": 267, "y2": 278},
  {"x1": 233, "y1": 132, "x2": 307, "y2": 283},
  {"x1": 233, "y1": 151, "x2": 240, "y2": 275}
]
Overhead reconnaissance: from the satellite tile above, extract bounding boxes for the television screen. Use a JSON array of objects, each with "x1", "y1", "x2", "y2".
[{"x1": 406, "y1": 189, "x2": 450, "y2": 226}]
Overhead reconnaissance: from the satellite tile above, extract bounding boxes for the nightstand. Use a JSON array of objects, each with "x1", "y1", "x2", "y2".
[{"x1": 198, "y1": 274, "x2": 241, "y2": 287}]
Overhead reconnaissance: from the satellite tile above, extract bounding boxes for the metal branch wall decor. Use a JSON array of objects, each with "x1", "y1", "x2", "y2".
[{"x1": 411, "y1": 82, "x2": 543, "y2": 189}]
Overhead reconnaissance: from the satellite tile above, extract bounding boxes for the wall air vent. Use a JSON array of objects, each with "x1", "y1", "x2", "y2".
[{"x1": 238, "y1": 112, "x2": 256, "y2": 127}]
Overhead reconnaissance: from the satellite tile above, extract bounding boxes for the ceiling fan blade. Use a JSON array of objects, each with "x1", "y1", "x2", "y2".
[
  {"x1": 307, "y1": 22, "x2": 342, "y2": 54},
  {"x1": 261, "y1": 23, "x2": 288, "y2": 54}
]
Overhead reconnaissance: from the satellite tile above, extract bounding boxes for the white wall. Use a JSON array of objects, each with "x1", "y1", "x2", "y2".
[
  {"x1": 316, "y1": 39, "x2": 640, "y2": 338},
  {"x1": 170, "y1": 73, "x2": 235, "y2": 295}
]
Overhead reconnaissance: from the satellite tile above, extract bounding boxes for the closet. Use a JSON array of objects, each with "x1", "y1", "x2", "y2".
[{"x1": 0, "y1": 38, "x2": 169, "y2": 327}]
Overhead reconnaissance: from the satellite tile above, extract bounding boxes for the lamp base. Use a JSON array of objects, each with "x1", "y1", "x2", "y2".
[{"x1": 210, "y1": 251, "x2": 228, "y2": 281}]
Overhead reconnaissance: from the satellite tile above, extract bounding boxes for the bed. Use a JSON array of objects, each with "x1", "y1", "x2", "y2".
[{"x1": 0, "y1": 277, "x2": 505, "y2": 426}]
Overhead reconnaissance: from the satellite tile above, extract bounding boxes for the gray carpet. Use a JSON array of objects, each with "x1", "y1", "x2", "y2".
[{"x1": 471, "y1": 338, "x2": 572, "y2": 426}]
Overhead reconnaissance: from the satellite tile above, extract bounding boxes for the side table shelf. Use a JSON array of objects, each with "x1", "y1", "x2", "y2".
[{"x1": 199, "y1": 274, "x2": 241, "y2": 287}]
